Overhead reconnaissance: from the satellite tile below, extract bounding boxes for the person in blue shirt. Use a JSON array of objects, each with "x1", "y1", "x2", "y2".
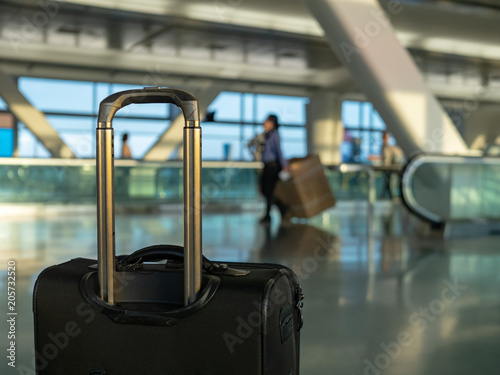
[{"x1": 260, "y1": 114, "x2": 289, "y2": 223}]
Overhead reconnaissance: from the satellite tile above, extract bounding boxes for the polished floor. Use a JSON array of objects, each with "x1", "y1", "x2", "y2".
[{"x1": 1, "y1": 203, "x2": 499, "y2": 374}]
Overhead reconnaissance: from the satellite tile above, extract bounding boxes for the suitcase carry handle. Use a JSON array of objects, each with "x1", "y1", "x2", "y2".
[
  {"x1": 96, "y1": 87, "x2": 202, "y2": 306},
  {"x1": 118, "y1": 244, "x2": 213, "y2": 271},
  {"x1": 117, "y1": 244, "x2": 250, "y2": 277}
]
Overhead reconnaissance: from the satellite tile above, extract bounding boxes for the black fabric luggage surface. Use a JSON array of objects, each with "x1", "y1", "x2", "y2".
[
  {"x1": 34, "y1": 256, "x2": 303, "y2": 374},
  {"x1": 33, "y1": 87, "x2": 303, "y2": 375}
]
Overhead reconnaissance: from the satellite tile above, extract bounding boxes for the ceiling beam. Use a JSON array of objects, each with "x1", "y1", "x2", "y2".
[
  {"x1": 0, "y1": 39, "x2": 339, "y2": 89},
  {"x1": 0, "y1": 68, "x2": 75, "y2": 158}
]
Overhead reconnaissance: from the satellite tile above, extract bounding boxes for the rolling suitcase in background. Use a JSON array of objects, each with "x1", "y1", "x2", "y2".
[{"x1": 33, "y1": 87, "x2": 304, "y2": 374}]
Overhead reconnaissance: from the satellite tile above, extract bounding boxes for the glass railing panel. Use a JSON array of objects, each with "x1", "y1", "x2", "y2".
[
  {"x1": 479, "y1": 163, "x2": 500, "y2": 219},
  {"x1": 201, "y1": 167, "x2": 260, "y2": 202},
  {"x1": 325, "y1": 168, "x2": 397, "y2": 201},
  {"x1": 0, "y1": 159, "x2": 399, "y2": 205},
  {"x1": 153, "y1": 166, "x2": 182, "y2": 202},
  {"x1": 0, "y1": 163, "x2": 96, "y2": 204}
]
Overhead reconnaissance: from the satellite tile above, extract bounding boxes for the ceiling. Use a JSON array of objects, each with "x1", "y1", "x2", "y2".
[
  {"x1": 2, "y1": 0, "x2": 500, "y2": 100},
  {"x1": 49, "y1": 0, "x2": 500, "y2": 67}
]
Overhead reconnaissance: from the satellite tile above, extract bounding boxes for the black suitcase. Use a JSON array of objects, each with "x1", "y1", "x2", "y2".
[{"x1": 33, "y1": 87, "x2": 304, "y2": 375}]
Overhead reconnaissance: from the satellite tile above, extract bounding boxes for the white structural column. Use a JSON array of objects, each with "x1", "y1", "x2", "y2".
[
  {"x1": 0, "y1": 69, "x2": 75, "y2": 158},
  {"x1": 143, "y1": 85, "x2": 222, "y2": 161},
  {"x1": 307, "y1": 90, "x2": 344, "y2": 164},
  {"x1": 302, "y1": 0, "x2": 469, "y2": 156}
]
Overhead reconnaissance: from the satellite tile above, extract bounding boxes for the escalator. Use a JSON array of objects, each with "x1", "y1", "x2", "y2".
[{"x1": 401, "y1": 154, "x2": 500, "y2": 228}]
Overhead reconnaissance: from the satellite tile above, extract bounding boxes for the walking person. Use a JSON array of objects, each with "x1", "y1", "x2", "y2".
[
  {"x1": 121, "y1": 133, "x2": 132, "y2": 159},
  {"x1": 260, "y1": 114, "x2": 290, "y2": 224},
  {"x1": 381, "y1": 131, "x2": 404, "y2": 200},
  {"x1": 119, "y1": 133, "x2": 132, "y2": 198}
]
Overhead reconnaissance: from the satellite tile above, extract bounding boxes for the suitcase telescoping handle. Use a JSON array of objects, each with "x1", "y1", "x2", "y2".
[{"x1": 96, "y1": 87, "x2": 202, "y2": 306}]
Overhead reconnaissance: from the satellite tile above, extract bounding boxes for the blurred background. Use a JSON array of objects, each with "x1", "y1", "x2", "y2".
[{"x1": 0, "y1": 0, "x2": 500, "y2": 374}]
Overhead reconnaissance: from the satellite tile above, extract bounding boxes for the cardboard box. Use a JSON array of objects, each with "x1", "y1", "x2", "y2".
[{"x1": 275, "y1": 155, "x2": 336, "y2": 218}]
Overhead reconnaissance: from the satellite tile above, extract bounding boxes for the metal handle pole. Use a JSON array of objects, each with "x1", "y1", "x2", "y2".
[
  {"x1": 97, "y1": 124, "x2": 116, "y2": 305},
  {"x1": 183, "y1": 122, "x2": 202, "y2": 305},
  {"x1": 95, "y1": 88, "x2": 201, "y2": 307}
]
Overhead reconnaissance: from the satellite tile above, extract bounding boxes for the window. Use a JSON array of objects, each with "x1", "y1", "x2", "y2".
[
  {"x1": 341, "y1": 100, "x2": 389, "y2": 163},
  {"x1": 341, "y1": 101, "x2": 360, "y2": 127},
  {"x1": 45, "y1": 116, "x2": 94, "y2": 158},
  {"x1": 16, "y1": 78, "x2": 172, "y2": 158},
  {"x1": 112, "y1": 118, "x2": 170, "y2": 159},
  {"x1": 280, "y1": 127, "x2": 307, "y2": 159},
  {"x1": 0, "y1": 96, "x2": 7, "y2": 111},
  {"x1": 17, "y1": 124, "x2": 51, "y2": 158},
  {"x1": 19, "y1": 78, "x2": 94, "y2": 114},
  {"x1": 242, "y1": 94, "x2": 255, "y2": 123},
  {"x1": 208, "y1": 92, "x2": 241, "y2": 122},
  {"x1": 202, "y1": 123, "x2": 242, "y2": 160},
  {"x1": 255, "y1": 95, "x2": 308, "y2": 125},
  {"x1": 10, "y1": 79, "x2": 308, "y2": 160},
  {"x1": 205, "y1": 92, "x2": 309, "y2": 161}
]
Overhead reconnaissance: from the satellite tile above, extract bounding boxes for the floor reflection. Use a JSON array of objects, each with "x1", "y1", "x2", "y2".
[
  {"x1": 259, "y1": 222, "x2": 339, "y2": 258},
  {"x1": 0, "y1": 204, "x2": 499, "y2": 374}
]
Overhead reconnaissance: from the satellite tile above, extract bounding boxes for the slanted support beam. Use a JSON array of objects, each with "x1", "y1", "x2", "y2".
[
  {"x1": 142, "y1": 85, "x2": 222, "y2": 161},
  {"x1": 302, "y1": 0, "x2": 469, "y2": 156},
  {"x1": 0, "y1": 69, "x2": 75, "y2": 158}
]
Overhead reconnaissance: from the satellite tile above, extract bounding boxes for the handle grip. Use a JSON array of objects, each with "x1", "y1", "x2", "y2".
[
  {"x1": 117, "y1": 245, "x2": 250, "y2": 278},
  {"x1": 98, "y1": 87, "x2": 199, "y2": 125},
  {"x1": 118, "y1": 244, "x2": 213, "y2": 271},
  {"x1": 96, "y1": 87, "x2": 202, "y2": 307}
]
